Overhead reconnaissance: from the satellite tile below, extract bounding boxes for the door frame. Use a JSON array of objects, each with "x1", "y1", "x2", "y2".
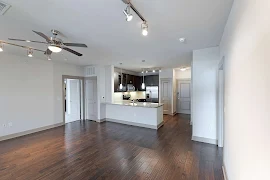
[
  {"x1": 160, "y1": 78, "x2": 172, "y2": 115},
  {"x1": 217, "y1": 57, "x2": 225, "y2": 147},
  {"x1": 176, "y1": 79, "x2": 191, "y2": 114},
  {"x1": 62, "y1": 75, "x2": 85, "y2": 124}
]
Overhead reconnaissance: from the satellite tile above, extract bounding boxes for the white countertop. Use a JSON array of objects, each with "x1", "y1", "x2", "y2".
[{"x1": 103, "y1": 101, "x2": 163, "y2": 108}]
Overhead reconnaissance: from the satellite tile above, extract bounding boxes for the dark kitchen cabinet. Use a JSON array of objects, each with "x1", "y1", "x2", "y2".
[
  {"x1": 145, "y1": 75, "x2": 159, "y2": 86},
  {"x1": 134, "y1": 76, "x2": 144, "y2": 91},
  {"x1": 127, "y1": 74, "x2": 134, "y2": 84},
  {"x1": 114, "y1": 72, "x2": 151, "y2": 92},
  {"x1": 114, "y1": 72, "x2": 120, "y2": 92}
]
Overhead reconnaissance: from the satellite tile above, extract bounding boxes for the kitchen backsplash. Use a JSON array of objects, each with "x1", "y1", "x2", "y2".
[{"x1": 114, "y1": 91, "x2": 146, "y2": 102}]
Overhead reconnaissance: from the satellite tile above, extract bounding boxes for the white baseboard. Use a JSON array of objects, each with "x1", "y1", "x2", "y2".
[
  {"x1": 222, "y1": 164, "x2": 228, "y2": 180},
  {"x1": 0, "y1": 122, "x2": 64, "y2": 142},
  {"x1": 106, "y1": 118, "x2": 162, "y2": 130},
  {"x1": 157, "y1": 121, "x2": 164, "y2": 129},
  {"x1": 96, "y1": 119, "x2": 106, "y2": 123},
  {"x1": 192, "y1": 136, "x2": 218, "y2": 145}
]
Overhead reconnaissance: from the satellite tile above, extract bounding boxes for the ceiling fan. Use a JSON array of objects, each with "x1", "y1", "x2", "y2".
[{"x1": 8, "y1": 29, "x2": 87, "y2": 56}]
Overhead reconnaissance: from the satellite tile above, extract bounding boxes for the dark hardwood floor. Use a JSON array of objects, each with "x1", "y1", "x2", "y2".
[{"x1": 0, "y1": 114, "x2": 223, "y2": 180}]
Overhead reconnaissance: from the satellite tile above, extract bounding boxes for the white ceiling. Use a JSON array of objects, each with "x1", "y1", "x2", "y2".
[{"x1": 0, "y1": 0, "x2": 233, "y2": 71}]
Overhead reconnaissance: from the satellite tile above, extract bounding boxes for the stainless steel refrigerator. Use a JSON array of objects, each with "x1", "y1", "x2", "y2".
[{"x1": 146, "y1": 86, "x2": 159, "y2": 103}]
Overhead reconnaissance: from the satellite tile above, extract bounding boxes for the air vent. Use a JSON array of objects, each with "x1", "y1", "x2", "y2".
[
  {"x1": 0, "y1": 1, "x2": 11, "y2": 15},
  {"x1": 85, "y1": 66, "x2": 96, "y2": 77}
]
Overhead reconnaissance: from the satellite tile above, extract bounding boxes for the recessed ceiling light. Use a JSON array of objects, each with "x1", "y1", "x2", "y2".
[
  {"x1": 180, "y1": 67, "x2": 187, "y2": 71},
  {"x1": 179, "y1": 38, "x2": 186, "y2": 43},
  {"x1": 26, "y1": 40, "x2": 31, "y2": 42}
]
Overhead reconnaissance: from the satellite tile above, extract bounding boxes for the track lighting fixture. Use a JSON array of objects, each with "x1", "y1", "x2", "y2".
[
  {"x1": 141, "y1": 22, "x2": 148, "y2": 36},
  {"x1": 27, "y1": 48, "x2": 33, "y2": 57},
  {"x1": 122, "y1": 0, "x2": 149, "y2": 36},
  {"x1": 123, "y1": 4, "x2": 133, "y2": 22},
  {"x1": 0, "y1": 43, "x2": 3, "y2": 52}
]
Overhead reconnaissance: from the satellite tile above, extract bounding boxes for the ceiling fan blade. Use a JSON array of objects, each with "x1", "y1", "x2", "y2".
[
  {"x1": 32, "y1": 30, "x2": 51, "y2": 42},
  {"x1": 63, "y1": 47, "x2": 82, "y2": 56},
  {"x1": 63, "y1": 43, "x2": 87, "y2": 47},
  {"x1": 8, "y1": 38, "x2": 48, "y2": 44},
  {"x1": 0, "y1": 40, "x2": 45, "y2": 52},
  {"x1": 44, "y1": 49, "x2": 52, "y2": 55}
]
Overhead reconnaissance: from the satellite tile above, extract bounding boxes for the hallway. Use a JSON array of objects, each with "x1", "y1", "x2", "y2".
[{"x1": 0, "y1": 115, "x2": 223, "y2": 180}]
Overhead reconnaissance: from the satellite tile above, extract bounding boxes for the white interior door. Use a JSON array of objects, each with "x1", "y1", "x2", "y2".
[
  {"x1": 160, "y1": 79, "x2": 171, "y2": 114},
  {"x1": 85, "y1": 79, "x2": 97, "y2": 120},
  {"x1": 177, "y1": 80, "x2": 191, "y2": 114},
  {"x1": 66, "y1": 79, "x2": 80, "y2": 123}
]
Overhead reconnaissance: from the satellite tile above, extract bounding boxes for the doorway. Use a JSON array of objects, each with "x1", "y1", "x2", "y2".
[
  {"x1": 160, "y1": 79, "x2": 172, "y2": 115},
  {"x1": 177, "y1": 80, "x2": 191, "y2": 114},
  {"x1": 217, "y1": 58, "x2": 225, "y2": 147},
  {"x1": 85, "y1": 77, "x2": 98, "y2": 120},
  {"x1": 63, "y1": 76, "x2": 84, "y2": 124}
]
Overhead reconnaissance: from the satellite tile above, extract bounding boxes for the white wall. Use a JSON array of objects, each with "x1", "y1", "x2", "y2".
[
  {"x1": 220, "y1": 0, "x2": 270, "y2": 179},
  {"x1": 192, "y1": 47, "x2": 220, "y2": 142},
  {"x1": 0, "y1": 54, "x2": 83, "y2": 138}
]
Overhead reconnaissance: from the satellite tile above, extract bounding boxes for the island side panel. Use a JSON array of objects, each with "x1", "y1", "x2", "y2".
[
  {"x1": 105, "y1": 104, "x2": 158, "y2": 127},
  {"x1": 157, "y1": 105, "x2": 164, "y2": 128}
]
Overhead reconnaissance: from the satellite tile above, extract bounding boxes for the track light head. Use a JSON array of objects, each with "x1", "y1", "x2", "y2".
[
  {"x1": 27, "y1": 48, "x2": 33, "y2": 57},
  {"x1": 141, "y1": 22, "x2": 148, "y2": 36},
  {"x1": 123, "y1": 4, "x2": 133, "y2": 22}
]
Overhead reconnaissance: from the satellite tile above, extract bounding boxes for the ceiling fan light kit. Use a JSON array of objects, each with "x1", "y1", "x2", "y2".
[
  {"x1": 122, "y1": 0, "x2": 149, "y2": 36},
  {"x1": 48, "y1": 45, "x2": 62, "y2": 53},
  {"x1": 27, "y1": 48, "x2": 33, "y2": 57},
  {"x1": 0, "y1": 43, "x2": 3, "y2": 52}
]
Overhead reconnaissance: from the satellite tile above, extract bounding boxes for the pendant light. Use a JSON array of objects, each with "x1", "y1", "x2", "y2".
[
  {"x1": 119, "y1": 63, "x2": 123, "y2": 90},
  {"x1": 141, "y1": 60, "x2": 145, "y2": 89},
  {"x1": 142, "y1": 70, "x2": 145, "y2": 89}
]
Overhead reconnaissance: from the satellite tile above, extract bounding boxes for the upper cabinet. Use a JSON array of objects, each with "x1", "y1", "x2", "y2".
[
  {"x1": 114, "y1": 71, "x2": 159, "y2": 92},
  {"x1": 145, "y1": 75, "x2": 159, "y2": 86}
]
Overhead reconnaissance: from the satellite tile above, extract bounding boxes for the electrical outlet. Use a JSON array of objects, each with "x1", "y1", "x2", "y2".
[
  {"x1": 2, "y1": 123, "x2": 7, "y2": 127},
  {"x1": 8, "y1": 122, "x2": 12, "y2": 127}
]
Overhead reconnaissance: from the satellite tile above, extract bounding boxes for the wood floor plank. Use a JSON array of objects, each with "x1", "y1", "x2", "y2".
[{"x1": 0, "y1": 114, "x2": 223, "y2": 180}]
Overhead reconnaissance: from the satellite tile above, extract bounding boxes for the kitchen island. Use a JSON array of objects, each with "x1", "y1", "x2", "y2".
[{"x1": 101, "y1": 102, "x2": 163, "y2": 130}]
